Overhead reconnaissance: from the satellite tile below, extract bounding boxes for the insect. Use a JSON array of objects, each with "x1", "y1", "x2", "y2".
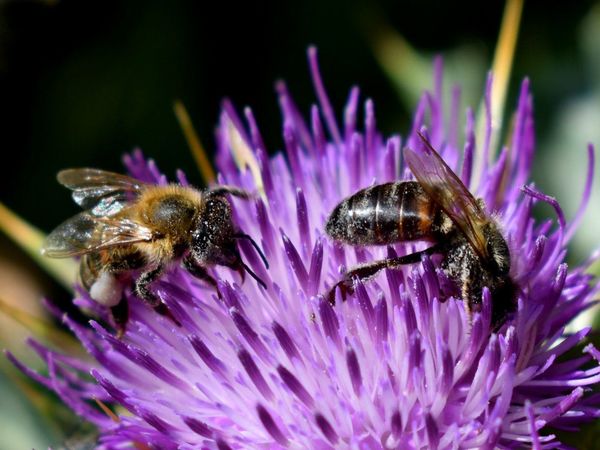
[
  {"x1": 42, "y1": 168, "x2": 268, "y2": 336},
  {"x1": 325, "y1": 133, "x2": 516, "y2": 327}
]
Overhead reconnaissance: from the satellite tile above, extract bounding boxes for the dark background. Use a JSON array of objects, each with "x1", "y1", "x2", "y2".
[{"x1": 1, "y1": 0, "x2": 595, "y2": 230}]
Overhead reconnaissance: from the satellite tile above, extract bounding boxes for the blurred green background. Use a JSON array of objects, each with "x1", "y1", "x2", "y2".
[{"x1": 0, "y1": 0, "x2": 599, "y2": 448}]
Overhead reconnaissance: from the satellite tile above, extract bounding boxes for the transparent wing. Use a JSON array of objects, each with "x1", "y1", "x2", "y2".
[
  {"x1": 57, "y1": 168, "x2": 146, "y2": 216},
  {"x1": 42, "y1": 212, "x2": 154, "y2": 258},
  {"x1": 404, "y1": 134, "x2": 489, "y2": 260}
]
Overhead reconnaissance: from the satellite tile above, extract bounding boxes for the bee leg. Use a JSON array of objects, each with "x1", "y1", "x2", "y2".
[
  {"x1": 135, "y1": 265, "x2": 165, "y2": 308},
  {"x1": 135, "y1": 264, "x2": 182, "y2": 327},
  {"x1": 182, "y1": 254, "x2": 219, "y2": 292},
  {"x1": 110, "y1": 298, "x2": 129, "y2": 339},
  {"x1": 327, "y1": 245, "x2": 442, "y2": 305},
  {"x1": 152, "y1": 303, "x2": 182, "y2": 327},
  {"x1": 463, "y1": 280, "x2": 475, "y2": 326},
  {"x1": 326, "y1": 260, "x2": 393, "y2": 304},
  {"x1": 459, "y1": 259, "x2": 484, "y2": 331}
]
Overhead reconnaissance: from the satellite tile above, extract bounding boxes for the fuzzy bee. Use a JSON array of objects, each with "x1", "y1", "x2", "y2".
[
  {"x1": 326, "y1": 133, "x2": 516, "y2": 327},
  {"x1": 42, "y1": 169, "x2": 267, "y2": 336}
]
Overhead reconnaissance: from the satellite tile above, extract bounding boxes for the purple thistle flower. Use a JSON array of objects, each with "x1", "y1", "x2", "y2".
[{"x1": 8, "y1": 49, "x2": 600, "y2": 449}]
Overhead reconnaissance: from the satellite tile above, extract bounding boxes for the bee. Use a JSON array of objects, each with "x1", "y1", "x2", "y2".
[
  {"x1": 325, "y1": 133, "x2": 516, "y2": 327},
  {"x1": 42, "y1": 168, "x2": 268, "y2": 336}
]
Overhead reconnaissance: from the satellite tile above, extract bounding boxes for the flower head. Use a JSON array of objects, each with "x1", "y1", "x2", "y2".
[{"x1": 9, "y1": 49, "x2": 600, "y2": 449}]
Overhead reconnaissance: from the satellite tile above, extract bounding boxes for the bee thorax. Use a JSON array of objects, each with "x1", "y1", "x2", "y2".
[{"x1": 90, "y1": 272, "x2": 123, "y2": 307}]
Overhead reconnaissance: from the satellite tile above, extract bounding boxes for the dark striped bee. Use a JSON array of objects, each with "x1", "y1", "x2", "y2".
[
  {"x1": 42, "y1": 169, "x2": 268, "y2": 336},
  {"x1": 326, "y1": 133, "x2": 516, "y2": 327}
]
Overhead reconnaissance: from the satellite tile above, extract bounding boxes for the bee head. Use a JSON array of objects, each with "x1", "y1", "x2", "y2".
[
  {"x1": 190, "y1": 194, "x2": 239, "y2": 266},
  {"x1": 189, "y1": 192, "x2": 269, "y2": 289}
]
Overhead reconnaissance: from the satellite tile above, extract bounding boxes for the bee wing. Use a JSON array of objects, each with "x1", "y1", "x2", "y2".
[
  {"x1": 42, "y1": 212, "x2": 154, "y2": 258},
  {"x1": 404, "y1": 136, "x2": 489, "y2": 260},
  {"x1": 57, "y1": 169, "x2": 146, "y2": 216}
]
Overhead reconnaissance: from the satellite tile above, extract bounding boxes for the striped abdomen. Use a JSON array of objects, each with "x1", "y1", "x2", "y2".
[{"x1": 325, "y1": 181, "x2": 438, "y2": 246}]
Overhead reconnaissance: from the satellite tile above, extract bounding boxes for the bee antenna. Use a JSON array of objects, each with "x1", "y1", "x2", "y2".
[
  {"x1": 241, "y1": 261, "x2": 268, "y2": 290},
  {"x1": 234, "y1": 233, "x2": 269, "y2": 269}
]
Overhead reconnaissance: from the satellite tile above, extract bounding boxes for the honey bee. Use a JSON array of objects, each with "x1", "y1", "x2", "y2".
[
  {"x1": 326, "y1": 133, "x2": 516, "y2": 327},
  {"x1": 42, "y1": 169, "x2": 268, "y2": 336}
]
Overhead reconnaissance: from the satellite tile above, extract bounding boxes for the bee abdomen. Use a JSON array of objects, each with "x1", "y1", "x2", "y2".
[{"x1": 326, "y1": 181, "x2": 435, "y2": 245}]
